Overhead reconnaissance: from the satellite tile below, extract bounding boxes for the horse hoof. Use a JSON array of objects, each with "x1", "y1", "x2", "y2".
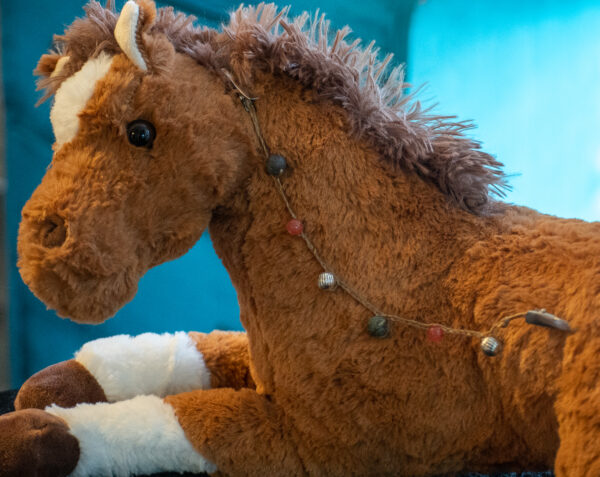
[
  {"x1": 15, "y1": 359, "x2": 107, "y2": 410},
  {"x1": 0, "y1": 408, "x2": 80, "y2": 477}
]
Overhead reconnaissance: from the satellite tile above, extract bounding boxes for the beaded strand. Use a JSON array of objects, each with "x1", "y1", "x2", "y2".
[{"x1": 224, "y1": 70, "x2": 573, "y2": 357}]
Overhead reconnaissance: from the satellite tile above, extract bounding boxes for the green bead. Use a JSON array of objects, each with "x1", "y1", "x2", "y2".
[{"x1": 368, "y1": 316, "x2": 389, "y2": 338}]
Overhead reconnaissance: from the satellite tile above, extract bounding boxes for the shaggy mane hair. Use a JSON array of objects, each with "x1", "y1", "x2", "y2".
[{"x1": 38, "y1": 1, "x2": 509, "y2": 214}]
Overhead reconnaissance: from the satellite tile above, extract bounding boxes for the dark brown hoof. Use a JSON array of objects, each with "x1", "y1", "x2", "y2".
[
  {"x1": 15, "y1": 359, "x2": 107, "y2": 410},
  {"x1": 0, "y1": 408, "x2": 80, "y2": 477}
]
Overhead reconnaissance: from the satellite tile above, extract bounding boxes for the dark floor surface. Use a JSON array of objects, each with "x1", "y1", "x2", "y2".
[{"x1": 0, "y1": 389, "x2": 553, "y2": 477}]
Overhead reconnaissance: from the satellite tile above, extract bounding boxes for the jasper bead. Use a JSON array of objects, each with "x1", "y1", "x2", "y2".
[
  {"x1": 427, "y1": 325, "x2": 444, "y2": 343},
  {"x1": 368, "y1": 316, "x2": 389, "y2": 338},
  {"x1": 266, "y1": 154, "x2": 287, "y2": 176},
  {"x1": 286, "y1": 219, "x2": 303, "y2": 236}
]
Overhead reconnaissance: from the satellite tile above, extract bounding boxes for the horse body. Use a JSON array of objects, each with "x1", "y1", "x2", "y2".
[
  {"x1": 205, "y1": 72, "x2": 498, "y2": 475},
  {"x1": 206, "y1": 72, "x2": 599, "y2": 474},
  {"x1": 0, "y1": 1, "x2": 598, "y2": 476}
]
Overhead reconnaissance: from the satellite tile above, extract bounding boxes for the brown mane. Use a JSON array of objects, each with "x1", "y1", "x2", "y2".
[{"x1": 37, "y1": 1, "x2": 508, "y2": 214}]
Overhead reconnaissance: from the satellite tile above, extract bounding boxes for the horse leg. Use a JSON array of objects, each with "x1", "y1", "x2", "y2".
[
  {"x1": 189, "y1": 330, "x2": 255, "y2": 389},
  {"x1": 0, "y1": 389, "x2": 303, "y2": 476},
  {"x1": 554, "y1": 333, "x2": 600, "y2": 476},
  {"x1": 166, "y1": 389, "x2": 305, "y2": 476},
  {"x1": 15, "y1": 330, "x2": 252, "y2": 410},
  {"x1": 0, "y1": 408, "x2": 80, "y2": 477},
  {"x1": 14, "y1": 358, "x2": 108, "y2": 410}
]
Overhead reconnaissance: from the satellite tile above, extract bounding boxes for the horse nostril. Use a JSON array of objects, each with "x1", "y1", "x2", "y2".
[{"x1": 39, "y1": 215, "x2": 67, "y2": 248}]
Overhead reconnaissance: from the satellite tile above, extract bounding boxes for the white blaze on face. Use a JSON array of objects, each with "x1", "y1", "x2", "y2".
[{"x1": 50, "y1": 52, "x2": 115, "y2": 148}]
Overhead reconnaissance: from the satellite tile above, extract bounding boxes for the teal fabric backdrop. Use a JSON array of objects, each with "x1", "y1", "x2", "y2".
[
  {"x1": 2, "y1": 0, "x2": 414, "y2": 386},
  {"x1": 408, "y1": 0, "x2": 600, "y2": 222}
]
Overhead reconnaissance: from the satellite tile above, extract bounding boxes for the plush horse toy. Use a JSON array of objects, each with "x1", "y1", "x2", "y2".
[{"x1": 0, "y1": 0, "x2": 598, "y2": 475}]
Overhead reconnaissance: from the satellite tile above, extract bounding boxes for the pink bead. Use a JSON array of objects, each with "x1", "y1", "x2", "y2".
[
  {"x1": 427, "y1": 325, "x2": 444, "y2": 343},
  {"x1": 286, "y1": 219, "x2": 303, "y2": 236}
]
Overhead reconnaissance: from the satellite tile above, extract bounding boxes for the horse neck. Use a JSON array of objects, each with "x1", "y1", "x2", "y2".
[{"x1": 209, "y1": 72, "x2": 487, "y2": 328}]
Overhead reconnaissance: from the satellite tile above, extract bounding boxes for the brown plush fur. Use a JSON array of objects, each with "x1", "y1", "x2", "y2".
[
  {"x1": 14, "y1": 360, "x2": 107, "y2": 410},
  {"x1": 192, "y1": 331, "x2": 255, "y2": 390},
  {"x1": 0, "y1": 409, "x2": 79, "y2": 477},
  {"x1": 10, "y1": 1, "x2": 600, "y2": 476}
]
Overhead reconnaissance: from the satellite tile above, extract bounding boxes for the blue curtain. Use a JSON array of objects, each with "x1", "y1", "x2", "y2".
[{"x1": 2, "y1": 0, "x2": 414, "y2": 386}]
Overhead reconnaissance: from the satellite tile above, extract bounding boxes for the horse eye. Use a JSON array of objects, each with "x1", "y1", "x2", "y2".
[{"x1": 126, "y1": 120, "x2": 156, "y2": 148}]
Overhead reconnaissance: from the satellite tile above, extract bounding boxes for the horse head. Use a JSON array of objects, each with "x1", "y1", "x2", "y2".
[{"x1": 18, "y1": 0, "x2": 251, "y2": 323}]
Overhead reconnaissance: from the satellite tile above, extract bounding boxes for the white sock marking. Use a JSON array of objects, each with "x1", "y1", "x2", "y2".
[
  {"x1": 75, "y1": 331, "x2": 211, "y2": 402},
  {"x1": 46, "y1": 395, "x2": 216, "y2": 477}
]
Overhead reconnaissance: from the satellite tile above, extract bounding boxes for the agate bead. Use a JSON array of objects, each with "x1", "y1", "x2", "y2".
[
  {"x1": 286, "y1": 219, "x2": 303, "y2": 236},
  {"x1": 427, "y1": 325, "x2": 444, "y2": 343}
]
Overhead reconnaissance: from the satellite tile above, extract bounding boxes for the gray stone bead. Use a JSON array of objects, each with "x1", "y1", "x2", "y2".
[
  {"x1": 266, "y1": 154, "x2": 287, "y2": 176},
  {"x1": 368, "y1": 316, "x2": 390, "y2": 338}
]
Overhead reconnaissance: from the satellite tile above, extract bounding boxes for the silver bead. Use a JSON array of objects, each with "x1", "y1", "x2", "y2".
[
  {"x1": 480, "y1": 336, "x2": 501, "y2": 356},
  {"x1": 318, "y1": 272, "x2": 337, "y2": 291}
]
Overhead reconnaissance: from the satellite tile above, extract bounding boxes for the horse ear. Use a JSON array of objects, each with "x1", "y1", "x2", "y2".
[
  {"x1": 35, "y1": 53, "x2": 70, "y2": 78},
  {"x1": 114, "y1": 0, "x2": 157, "y2": 72}
]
